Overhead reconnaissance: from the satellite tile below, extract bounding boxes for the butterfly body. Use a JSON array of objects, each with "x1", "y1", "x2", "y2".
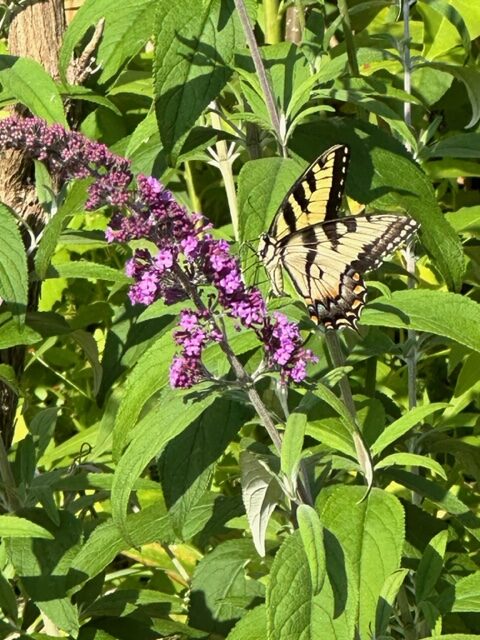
[{"x1": 258, "y1": 145, "x2": 419, "y2": 330}]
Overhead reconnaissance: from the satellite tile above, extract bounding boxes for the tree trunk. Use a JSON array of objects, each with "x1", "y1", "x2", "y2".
[{"x1": 0, "y1": 0, "x2": 66, "y2": 448}]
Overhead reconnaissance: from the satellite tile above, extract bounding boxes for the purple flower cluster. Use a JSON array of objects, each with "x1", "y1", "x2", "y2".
[
  {"x1": 262, "y1": 313, "x2": 316, "y2": 383},
  {"x1": 0, "y1": 116, "x2": 317, "y2": 388},
  {"x1": 0, "y1": 116, "x2": 131, "y2": 210}
]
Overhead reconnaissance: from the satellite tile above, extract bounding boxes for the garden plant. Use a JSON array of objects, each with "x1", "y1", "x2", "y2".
[{"x1": 0, "y1": 0, "x2": 480, "y2": 638}]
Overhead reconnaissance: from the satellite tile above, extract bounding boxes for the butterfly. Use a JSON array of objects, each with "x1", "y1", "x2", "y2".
[{"x1": 257, "y1": 144, "x2": 419, "y2": 330}]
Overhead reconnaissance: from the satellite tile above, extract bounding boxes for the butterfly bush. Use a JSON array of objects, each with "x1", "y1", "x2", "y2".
[{"x1": 0, "y1": 116, "x2": 316, "y2": 387}]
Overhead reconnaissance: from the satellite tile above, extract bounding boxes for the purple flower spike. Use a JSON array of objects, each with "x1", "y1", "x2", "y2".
[{"x1": 0, "y1": 116, "x2": 317, "y2": 388}]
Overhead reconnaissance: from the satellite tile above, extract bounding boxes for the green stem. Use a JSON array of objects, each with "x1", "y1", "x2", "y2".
[
  {"x1": 184, "y1": 162, "x2": 202, "y2": 214},
  {"x1": 264, "y1": 0, "x2": 281, "y2": 44},
  {"x1": 324, "y1": 331, "x2": 373, "y2": 487},
  {"x1": 234, "y1": 0, "x2": 287, "y2": 156},
  {"x1": 402, "y1": 0, "x2": 418, "y2": 412},
  {"x1": 337, "y1": 0, "x2": 359, "y2": 76},
  {"x1": 209, "y1": 107, "x2": 240, "y2": 241}
]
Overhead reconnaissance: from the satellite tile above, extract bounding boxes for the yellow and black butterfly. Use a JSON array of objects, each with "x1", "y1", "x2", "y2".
[{"x1": 257, "y1": 145, "x2": 419, "y2": 330}]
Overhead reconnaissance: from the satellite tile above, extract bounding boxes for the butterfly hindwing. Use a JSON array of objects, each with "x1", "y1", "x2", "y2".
[
  {"x1": 279, "y1": 214, "x2": 419, "y2": 329},
  {"x1": 270, "y1": 145, "x2": 350, "y2": 240}
]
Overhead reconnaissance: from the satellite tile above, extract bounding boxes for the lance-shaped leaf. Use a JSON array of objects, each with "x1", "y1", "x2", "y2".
[
  {"x1": 154, "y1": 0, "x2": 242, "y2": 156},
  {"x1": 0, "y1": 204, "x2": 28, "y2": 327},
  {"x1": 240, "y1": 450, "x2": 282, "y2": 557}
]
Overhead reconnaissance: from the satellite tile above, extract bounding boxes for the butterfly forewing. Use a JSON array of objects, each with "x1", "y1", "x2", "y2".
[{"x1": 270, "y1": 145, "x2": 350, "y2": 240}]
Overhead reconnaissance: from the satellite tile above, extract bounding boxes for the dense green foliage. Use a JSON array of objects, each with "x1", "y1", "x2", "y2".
[{"x1": 1, "y1": 0, "x2": 480, "y2": 638}]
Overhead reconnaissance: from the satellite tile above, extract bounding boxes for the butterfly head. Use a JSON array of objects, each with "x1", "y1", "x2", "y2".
[{"x1": 257, "y1": 232, "x2": 277, "y2": 265}]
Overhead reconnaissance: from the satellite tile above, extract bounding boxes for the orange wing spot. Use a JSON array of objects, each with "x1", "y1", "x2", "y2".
[
  {"x1": 353, "y1": 285, "x2": 364, "y2": 295},
  {"x1": 351, "y1": 299, "x2": 363, "y2": 310},
  {"x1": 351, "y1": 272, "x2": 361, "y2": 282}
]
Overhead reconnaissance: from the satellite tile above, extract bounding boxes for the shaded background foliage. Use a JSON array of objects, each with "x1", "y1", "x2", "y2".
[{"x1": 0, "y1": 0, "x2": 480, "y2": 638}]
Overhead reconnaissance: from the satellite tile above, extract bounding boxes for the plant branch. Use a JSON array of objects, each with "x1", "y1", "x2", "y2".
[
  {"x1": 402, "y1": 0, "x2": 418, "y2": 412},
  {"x1": 233, "y1": 0, "x2": 287, "y2": 157},
  {"x1": 337, "y1": 0, "x2": 359, "y2": 76},
  {"x1": 173, "y1": 265, "x2": 313, "y2": 505}
]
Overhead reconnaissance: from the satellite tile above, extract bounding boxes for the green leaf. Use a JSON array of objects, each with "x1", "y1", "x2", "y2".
[
  {"x1": 426, "y1": 134, "x2": 480, "y2": 159},
  {"x1": 59, "y1": 0, "x2": 157, "y2": 84},
  {"x1": 385, "y1": 469, "x2": 480, "y2": 542},
  {"x1": 313, "y1": 382, "x2": 357, "y2": 433},
  {"x1": 267, "y1": 527, "x2": 357, "y2": 639},
  {"x1": 160, "y1": 397, "x2": 251, "y2": 538},
  {"x1": 240, "y1": 450, "x2": 282, "y2": 557},
  {"x1": 238, "y1": 157, "x2": 300, "y2": 243},
  {"x1": 281, "y1": 412, "x2": 307, "y2": 485},
  {"x1": 313, "y1": 381, "x2": 373, "y2": 484},
  {"x1": 0, "y1": 315, "x2": 41, "y2": 348},
  {"x1": 226, "y1": 605, "x2": 267, "y2": 640},
  {"x1": 7, "y1": 510, "x2": 81, "y2": 636},
  {"x1": 418, "y1": 0, "x2": 470, "y2": 54},
  {"x1": 112, "y1": 330, "x2": 176, "y2": 459},
  {"x1": 35, "y1": 180, "x2": 90, "y2": 279},
  {"x1": 47, "y1": 260, "x2": 130, "y2": 283},
  {"x1": 0, "y1": 58, "x2": 66, "y2": 125},
  {"x1": 315, "y1": 86, "x2": 417, "y2": 150},
  {"x1": 375, "y1": 569, "x2": 409, "y2": 638},
  {"x1": 445, "y1": 205, "x2": 480, "y2": 234},
  {"x1": 72, "y1": 329, "x2": 102, "y2": 396},
  {"x1": 0, "y1": 204, "x2": 28, "y2": 326},
  {"x1": 189, "y1": 539, "x2": 263, "y2": 636},
  {"x1": 320, "y1": 486, "x2": 405, "y2": 637},
  {"x1": 125, "y1": 110, "x2": 164, "y2": 175},
  {"x1": 371, "y1": 404, "x2": 448, "y2": 456},
  {"x1": 306, "y1": 418, "x2": 356, "y2": 457},
  {"x1": 451, "y1": 572, "x2": 480, "y2": 612},
  {"x1": 0, "y1": 514, "x2": 53, "y2": 539},
  {"x1": 426, "y1": 63, "x2": 480, "y2": 129},
  {"x1": 59, "y1": 84, "x2": 122, "y2": 114},
  {"x1": 362, "y1": 290, "x2": 480, "y2": 352},
  {"x1": 154, "y1": 0, "x2": 241, "y2": 156},
  {"x1": 297, "y1": 505, "x2": 326, "y2": 595},
  {"x1": 415, "y1": 530, "x2": 449, "y2": 603},
  {"x1": 0, "y1": 364, "x2": 19, "y2": 395},
  {"x1": 0, "y1": 572, "x2": 17, "y2": 622},
  {"x1": 111, "y1": 389, "x2": 217, "y2": 539},
  {"x1": 71, "y1": 503, "x2": 174, "y2": 582},
  {"x1": 375, "y1": 452, "x2": 447, "y2": 479},
  {"x1": 112, "y1": 329, "x2": 256, "y2": 459}
]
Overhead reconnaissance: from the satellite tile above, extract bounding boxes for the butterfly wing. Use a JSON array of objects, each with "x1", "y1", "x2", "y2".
[
  {"x1": 269, "y1": 145, "x2": 350, "y2": 241},
  {"x1": 280, "y1": 214, "x2": 419, "y2": 329}
]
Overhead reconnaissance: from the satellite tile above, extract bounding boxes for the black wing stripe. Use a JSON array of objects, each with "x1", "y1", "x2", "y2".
[
  {"x1": 325, "y1": 146, "x2": 350, "y2": 221},
  {"x1": 270, "y1": 145, "x2": 350, "y2": 240},
  {"x1": 280, "y1": 214, "x2": 419, "y2": 330}
]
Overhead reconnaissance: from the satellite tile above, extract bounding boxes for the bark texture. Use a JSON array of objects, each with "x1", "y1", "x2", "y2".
[{"x1": 0, "y1": 0, "x2": 66, "y2": 448}]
